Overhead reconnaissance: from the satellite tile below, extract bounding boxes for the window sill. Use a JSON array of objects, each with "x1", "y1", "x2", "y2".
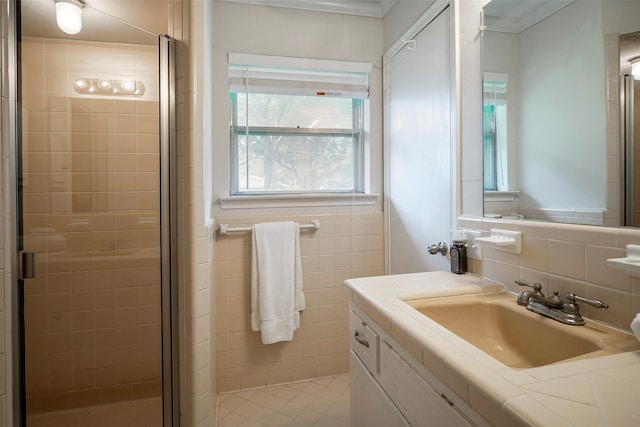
[
  {"x1": 218, "y1": 193, "x2": 380, "y2": 210},
  {"x1": 484, "y1": 191, "x2": 519, "y2": 202}
]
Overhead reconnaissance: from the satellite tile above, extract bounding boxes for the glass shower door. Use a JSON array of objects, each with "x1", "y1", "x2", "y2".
[{"x1": 17, "y1": 2, "x2": 173, "y2": 425}]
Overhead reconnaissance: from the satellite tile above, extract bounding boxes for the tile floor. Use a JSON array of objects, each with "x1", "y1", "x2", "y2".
[
  {"x1": 26, "y1": 397, "x2": 163, "y2": 427},
  {"x1": 24, "y1": 374, "x2": 350, "y2": 427},
  {"x1": 216, "y1": 374, "x2": 351, "y2": 427}
]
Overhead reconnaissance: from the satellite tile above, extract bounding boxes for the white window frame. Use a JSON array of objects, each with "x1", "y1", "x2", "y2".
[{"x1": 221, "y1": 53, "x2": 378, "y2": 208}]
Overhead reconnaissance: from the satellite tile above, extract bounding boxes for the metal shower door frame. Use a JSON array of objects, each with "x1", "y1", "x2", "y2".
[{"x1": 159, "y1": 34, "x2": 180, "y2": 427}]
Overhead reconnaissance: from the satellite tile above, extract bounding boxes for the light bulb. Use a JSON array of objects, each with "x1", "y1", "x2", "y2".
[
  {"x1": 55, "y1": 1, "x2": 82, "y2": 35},
  {"x1": 632, "y1": 59, "x2": 640, "y2": 81},
  {"x1": 121, "y1": 81, "x2": 136, "y2": 92}
]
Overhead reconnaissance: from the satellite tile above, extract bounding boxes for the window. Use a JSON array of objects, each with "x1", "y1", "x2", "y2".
[
  {"x1": 228, "y1": 53, "x2": 370, "y2": 195},
  {"x1": 483, "y1": 73, "x2": 508, "y2": 191}
]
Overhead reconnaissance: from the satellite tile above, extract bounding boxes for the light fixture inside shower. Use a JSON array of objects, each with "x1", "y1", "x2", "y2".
[
  {"x1": 55, "y1": 0, "x2": 83, "y2": 35},
  {"x1": 73, "y1": 78, "x2": 146, "y2": 97}
]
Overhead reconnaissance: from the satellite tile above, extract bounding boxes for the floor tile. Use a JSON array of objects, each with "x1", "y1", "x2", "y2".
[
  {"x1": 216, "y1": 374, "x2": 350, "y2": 427},
  {"x1": 26, "y1": 397, "x2": 162, "y2": 427}
]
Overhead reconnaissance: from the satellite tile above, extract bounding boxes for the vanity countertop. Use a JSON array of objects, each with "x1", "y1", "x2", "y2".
[{"x1": 343, "y1": 271, "x2": 640, "y2": 427}]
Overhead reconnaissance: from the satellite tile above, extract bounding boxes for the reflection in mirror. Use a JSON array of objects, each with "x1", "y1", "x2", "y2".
[
  {"x1": 482, "y1": 0, "x2": 640, "y2": 226},
  {"x1": 622, "y1": 32, "x2": 640, "y2": 227},
  {"x1": 483, "y1": 72, "x2": 508, "y2": 192}
]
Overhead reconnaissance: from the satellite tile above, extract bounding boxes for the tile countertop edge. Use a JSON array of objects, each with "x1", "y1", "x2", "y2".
[{"x1": 343, "y1": 271, "x2": 640, "y2": 427}]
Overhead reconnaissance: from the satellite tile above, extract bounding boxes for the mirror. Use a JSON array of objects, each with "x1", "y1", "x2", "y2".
[{"x1": 481, "y1": 0, "x2": 640, "y2": 226}]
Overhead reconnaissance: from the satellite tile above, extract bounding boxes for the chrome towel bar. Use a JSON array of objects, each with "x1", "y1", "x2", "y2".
[{"x1": 218, "y1": 219, "x2": 321, "y2": 235}]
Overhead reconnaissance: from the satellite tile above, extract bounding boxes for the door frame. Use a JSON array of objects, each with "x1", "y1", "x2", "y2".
[{"x1": 382, "y1": 0, "x2": 458, "y2": 274}]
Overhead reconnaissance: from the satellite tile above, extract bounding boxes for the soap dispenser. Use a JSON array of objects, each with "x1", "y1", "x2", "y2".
[{"x1": 450, "y1": 239, "x2": 467, "y2": 274}]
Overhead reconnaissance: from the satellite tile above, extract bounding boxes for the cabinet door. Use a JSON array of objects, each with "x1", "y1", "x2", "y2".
[
  {"x1": 379, "y1": 342, "x2": 473, "y2": 427},
  {"x1": 350, "y1": 351, "x2": 409, "y2": 427}
]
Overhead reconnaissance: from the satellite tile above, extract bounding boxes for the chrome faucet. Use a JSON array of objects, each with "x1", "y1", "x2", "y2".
[{"x1": 515, "y1": 279, "x2": 608, "y2": 325}]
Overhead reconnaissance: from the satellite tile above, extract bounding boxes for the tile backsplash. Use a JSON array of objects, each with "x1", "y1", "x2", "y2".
[
  {"x1": 214, "y1": 212, "x2": 384, "y2": 393},
  {"x1": 460, "y1": 216, "x2": 640, "y2": 332}
]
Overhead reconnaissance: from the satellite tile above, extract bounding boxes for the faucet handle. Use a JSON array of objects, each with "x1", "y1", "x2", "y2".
[
  {"x1": 565, "y1": 292, "x2": 609, "y2": 309},
  {"x1": 515, "y1": 279, "x2": 542, "y2": 292},
  {"x1": 515, "y1": 279, "x2": 544, "y2": 306}
]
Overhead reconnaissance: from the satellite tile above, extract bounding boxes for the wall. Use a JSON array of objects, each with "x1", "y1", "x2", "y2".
[
  {"x1": 215, "y1": 213, "x2": 383, "y2": 392},
  {"x1": 211, "y1": 1, "x2": 384, "y2": 393},
  {"x1": 171, "y1": 0, "x2": 216, "y2": 424},
  {"x1": 383, "y1": 0, "x2": 436, "y2": 52}
]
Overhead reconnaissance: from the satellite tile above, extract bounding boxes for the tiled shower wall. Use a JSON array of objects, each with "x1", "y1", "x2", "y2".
[
  {"x1": 20, "y1": 37, "x2": 161, "y2": 413},
  {"x1": 461, "y1": 216, "x2": 640, "y2": 332},
  {"x1": 214, "y1": 212, "x2": 384, "y2": 393}
]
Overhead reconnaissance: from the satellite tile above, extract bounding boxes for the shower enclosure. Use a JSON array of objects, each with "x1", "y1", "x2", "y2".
[{"x1": 12, "y1": 1, "x2": 177, "y2": 425}]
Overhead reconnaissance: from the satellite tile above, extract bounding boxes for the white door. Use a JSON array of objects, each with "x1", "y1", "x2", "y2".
[{"x1": 385, "y1": 7, "x2": 453, "y2": 274}]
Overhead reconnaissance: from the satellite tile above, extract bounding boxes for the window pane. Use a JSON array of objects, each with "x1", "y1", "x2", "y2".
[
  {"x1": 236, "y1": 133, "x2": 356, "y2": 192},
  {"x1": 235, "y1": 93, "x2": 355, "y2": 128}
]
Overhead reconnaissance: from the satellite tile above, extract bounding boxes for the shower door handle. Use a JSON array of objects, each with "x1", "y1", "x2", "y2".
[{"x1": 19, "y1": 251, "x2": 36, "y2": 279}]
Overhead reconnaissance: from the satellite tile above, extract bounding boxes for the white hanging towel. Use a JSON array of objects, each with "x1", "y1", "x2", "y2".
[{"x1": 251, "y1": 221, "x2": 305, "y2": 344}]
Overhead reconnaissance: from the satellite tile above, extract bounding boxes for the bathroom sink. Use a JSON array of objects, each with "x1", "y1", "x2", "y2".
[{"x1": 403, "y1": 292, "x2": 640, "y2": 369}]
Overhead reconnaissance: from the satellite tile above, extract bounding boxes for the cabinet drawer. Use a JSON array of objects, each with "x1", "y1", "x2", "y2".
[{"x1": 350, "y1": 311, "x2": 379, "y2": 373}]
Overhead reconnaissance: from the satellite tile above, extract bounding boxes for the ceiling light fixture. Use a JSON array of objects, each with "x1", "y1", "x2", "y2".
[{"x1": 55, "y1": 0, "x2": 83, "y2": 35}]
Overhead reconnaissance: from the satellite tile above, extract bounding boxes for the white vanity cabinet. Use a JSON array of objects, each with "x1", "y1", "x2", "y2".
[
  {"x1": 349, "y1": 306, "x2": 483, "y2": 427},
  {"x1": 350, "y1": 352, "x2": 410, "y2": 427}
]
